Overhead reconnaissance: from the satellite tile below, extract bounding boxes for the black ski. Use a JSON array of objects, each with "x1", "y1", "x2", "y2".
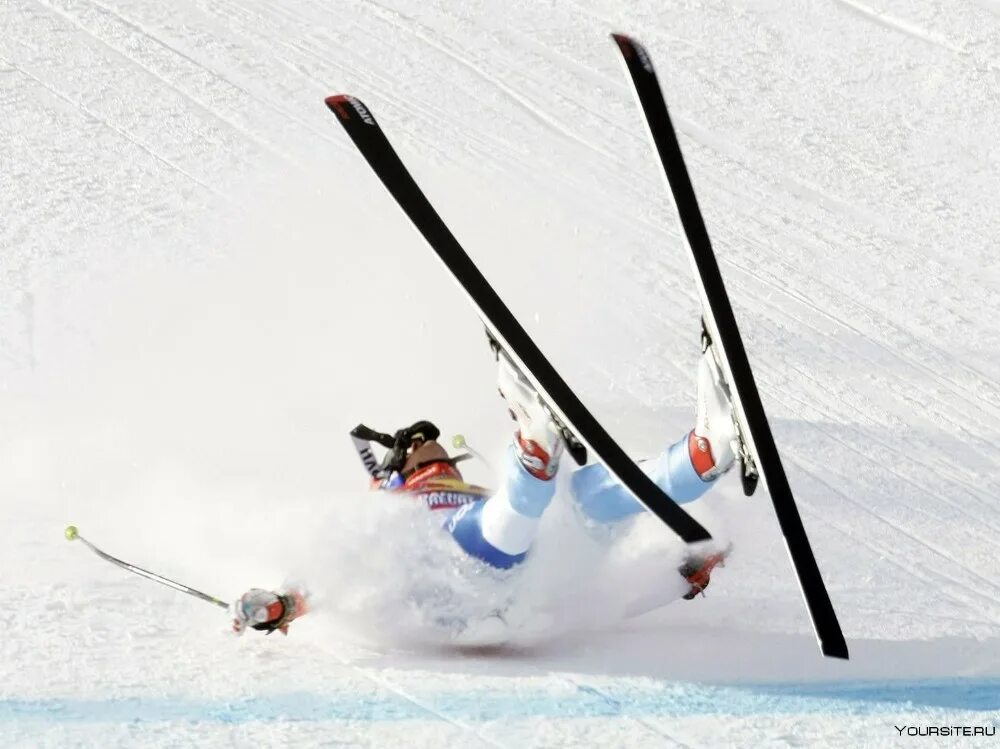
[
  {"x1": 326, "y1": 93, "x2": 712, "y2": 544},
  {"x1": 610, "y1": 33, "x2": 848, "y2": 659}
]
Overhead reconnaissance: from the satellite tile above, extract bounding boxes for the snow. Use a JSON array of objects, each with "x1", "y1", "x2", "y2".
[{"x1": 2, "y1": 0, "x2": 1000, "y2": 745}]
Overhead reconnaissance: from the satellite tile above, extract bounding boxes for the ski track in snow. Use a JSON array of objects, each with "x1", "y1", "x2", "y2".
[
  {"x1": 832, "y1": 0, "x2": 970, "y2": 56},
  {"x1": 3, "y1": 0, "x2": 1000, "y2": 746}
]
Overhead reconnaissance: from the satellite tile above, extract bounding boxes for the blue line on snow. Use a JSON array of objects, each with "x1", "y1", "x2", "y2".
[{"x1": 2, "y1": 679, "x2": 999, "y2": 724}]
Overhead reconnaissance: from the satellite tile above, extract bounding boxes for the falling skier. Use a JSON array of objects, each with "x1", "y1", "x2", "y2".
[{"x1": 231, "y1": 335, "x2": 740, "y2": 636}]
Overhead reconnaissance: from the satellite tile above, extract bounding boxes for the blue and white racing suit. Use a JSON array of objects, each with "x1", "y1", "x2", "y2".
[{"x1": 445, "y1": 433, "x2": 712, "y2": 569}]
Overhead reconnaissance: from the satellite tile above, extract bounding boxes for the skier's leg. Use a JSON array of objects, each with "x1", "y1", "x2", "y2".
[
  {"x1": 570, "y1": 344, "x2": 740, "y2": 524},
  {"x1": 569, "y1": 435, "x2": 708, "y2": 523},
  {"x1": 446, "y1": 447, "x2": 557, "y2": 568},
  {"x1": 446, "y1": 348, "x2": 563, "y2": 569},
  {"x1": 570, "y1": 342, "x2": 740, "y2": 604}
]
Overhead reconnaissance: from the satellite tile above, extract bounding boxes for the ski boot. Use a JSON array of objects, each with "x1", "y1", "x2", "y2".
[
  {"x1": 487, "y1": 330, "x2": 586, "y2": 476},
  {"x1": 495, "y1": 347, "x2": 564, "y2": 480},
  {"x1": 695, "y1": 323, "x2": 758, "y2": 494}
]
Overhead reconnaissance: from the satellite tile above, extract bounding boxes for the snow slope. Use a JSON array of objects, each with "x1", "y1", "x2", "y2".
[{"x1": 2, "y1": 0, "x2": 1000, "y2": 745}]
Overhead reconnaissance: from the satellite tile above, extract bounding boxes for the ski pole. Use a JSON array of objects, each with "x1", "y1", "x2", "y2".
[
  {"x1": 63, "y1": 525, "x2": 228, "y2": 610},
  {"x1": 452, "y1": 434, "x2": 494, "y2": 473}
]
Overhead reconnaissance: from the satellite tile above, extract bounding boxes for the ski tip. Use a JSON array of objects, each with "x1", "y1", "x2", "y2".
[
  {"x1": 324, "y1": 93, "x2": 351, "y2": 111},
  {"x1": 609, "y1": 32, "x2": 630, "y2": 49},
  {"x1": 610, "y1": 32, "x2": 641, "y2": 52},
  {"x1": 325, "y1": 94, "x2": 377, "y2": 127},
  {"x1": 609, "y1": 33, "x2": 655, "y2": 74}
]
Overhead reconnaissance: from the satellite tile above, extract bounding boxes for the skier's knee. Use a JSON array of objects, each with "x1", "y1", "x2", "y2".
[
  {"x1": 446, "y1": 500, "x2": 531, "y2": 569},
  {"x1": 445, "y1": 441, "x2": 560, "y2": 569}
]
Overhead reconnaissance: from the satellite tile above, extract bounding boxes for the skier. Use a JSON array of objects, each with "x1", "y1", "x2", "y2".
[{"x1": 232, "y1": 336, "x2": 740, "y2": 635}]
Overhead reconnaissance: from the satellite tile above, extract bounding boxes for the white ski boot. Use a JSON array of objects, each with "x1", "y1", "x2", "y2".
[
  {"x1": 495, "y1": 347, "x2": 564, "y2": 481},
  {"x1": 691, "y1": 332, "x2": 742, "y2": 481}
]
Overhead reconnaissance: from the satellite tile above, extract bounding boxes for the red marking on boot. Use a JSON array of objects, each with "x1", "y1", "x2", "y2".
[
  {"x1": 688, "y1": 430, "x2": 717, "y2": 478},
  {"x1": 515, "y1": 432, "x2": 556, "y2": 480}
]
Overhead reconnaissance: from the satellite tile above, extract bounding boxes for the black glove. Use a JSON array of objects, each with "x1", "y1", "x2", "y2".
[
  {"x1": 352, "y1": 421, "x2": 441, "y2": 477},
  {"x1": 350, "y1": 424, "x2": 395, "y2": 448},
  {"x1": 398, "y1": 420, "x2": 440, "y2": 444}
]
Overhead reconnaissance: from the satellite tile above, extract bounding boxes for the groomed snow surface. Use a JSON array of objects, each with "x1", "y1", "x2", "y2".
[{"x1": 3, "y1": 0, "x2": 999, "y2": 746}]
